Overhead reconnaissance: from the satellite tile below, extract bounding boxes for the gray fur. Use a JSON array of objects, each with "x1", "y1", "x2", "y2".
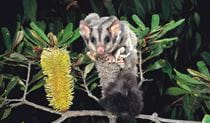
[
  {"x1": 95, "y1": 57, "x2": 121, "y2": 97},
  {"x1": 80, "y1": 13, "x2": 143, "y2": 118},
  {"x1": 80, "y1": 13, "x2": 138, "y2": 75}
]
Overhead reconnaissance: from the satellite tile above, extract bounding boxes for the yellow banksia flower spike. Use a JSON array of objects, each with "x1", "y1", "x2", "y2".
[{"x1": 40, "y1": 48, "x2": 74, "y2": 112}]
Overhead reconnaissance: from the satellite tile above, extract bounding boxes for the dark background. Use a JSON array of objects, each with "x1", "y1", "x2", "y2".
[{"x1": 1, "y1": 0, "x2": 210, "y2": 123}]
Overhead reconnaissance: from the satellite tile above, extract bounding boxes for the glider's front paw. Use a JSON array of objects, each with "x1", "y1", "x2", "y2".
[
  {"x1": 87, "y1": 51, "x2": 97, "y2": 61},
  {"x1": 104, "y1": 54, "x2": 116, "y2": 63}
]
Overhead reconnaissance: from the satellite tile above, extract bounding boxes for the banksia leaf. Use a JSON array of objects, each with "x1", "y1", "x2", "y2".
[{"x1": 40, "y1": 48, "x2": 74, "y2": 112}]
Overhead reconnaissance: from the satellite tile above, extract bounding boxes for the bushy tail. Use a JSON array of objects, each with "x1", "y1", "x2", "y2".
[
  {"x1": 100, "y1": 69, "x2": 144, "y2": 122},
  {"x1": 100, "y1": 87, "x2": 143, "y2": 117}
]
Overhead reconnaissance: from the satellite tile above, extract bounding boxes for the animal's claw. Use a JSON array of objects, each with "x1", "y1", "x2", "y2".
[
  {"x1": 105, "y1": 54, "x2": 116, "y2": 63},
  {"x1": 116, "y1": 57, "x2": 125, "y2": 68},
  {"x1": 87, "y1": 51, "x2": 97, "y2": 61}
]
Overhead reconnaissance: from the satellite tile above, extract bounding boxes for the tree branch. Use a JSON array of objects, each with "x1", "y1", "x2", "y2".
[
  {"x1": 136, "y1": 112, "x2": 201, "y2": 123},
  {"x1": 108, "y1": 115, "x2": 117, "y2": 123},
  {"x1": 81, "y1": 72, "x2": 100, "y2": 102},
  {"x1": 6, "y1": 99, "x2": 23, "y2": 102},
  {"x1": 23, "y1": 61, "x2": 31, "y2": 100},
  {"x1": 138, "y1": 50, "x2": 152, "y2": 87},
  {"x1": 24, "y1": 100, "x2": 61, "y2": 115},
  {"x1": 10, "y1": 102, "x2": 24, "y2": 108},
  {"x1": 3, "y1": 60, "x2": 202, "y2": 123},
  {"x1": 52, "y1": 111, "x2": 201, "y2": 123},
  {"x1": 0, "y1": 61, "x2": 28, "y2": 68},
  {"x1": 5, "y1": 98, "x2": 202, "y2": 123}
]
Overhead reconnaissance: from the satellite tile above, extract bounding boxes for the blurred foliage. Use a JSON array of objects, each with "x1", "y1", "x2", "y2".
[
  {"x1": 203, "y1": 115, "x2": 210, "y2": 123},
  {"x1": 165, "y1": 60, "x2": 210, "y2": 120},
  {"x1": 0, "y1": 0, "x2": 209, "y2": 122}
]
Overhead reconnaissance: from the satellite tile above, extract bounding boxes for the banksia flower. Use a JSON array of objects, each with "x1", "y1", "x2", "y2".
[{"x1": 40, "y1": 48, "x2": 74, "y2": 112}]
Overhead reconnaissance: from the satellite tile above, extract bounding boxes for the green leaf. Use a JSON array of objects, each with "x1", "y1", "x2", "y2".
[
  {"x1": 30, "y1": 22, "x2": 50, "y2": 43},
  {"x1": 29, "y1": 29, "x2": 48, "y2": 46},
  {"x1": 65, "y1": 23, "x2": 73, "y2": 32},
  {"x1": 36, "y1": 21, "x2": 46, "y2": 32},
  {"x1": 166, "y1": 87, "x2": 190, "y2": 96},
  {"x1": 12, "y1": 22, "x2": 21, "y2": 46},
  {"x1": 128, "y1": 22, "x2": 138, "y2": 32},
  {"x1": 194, "y1": 32, "x2": 201, "y2": 54},
  {"x1": 194, "y1": 12, "x2": 200, "y2": 27},
  {"x1": 145, "y1": 44, "x2": 163, "y2": 61},
  {"x1": 1, "y1": 107, "x2": 12, "y2": 120},
  {"x1": 13, "y1": 30, "x2": 24, "y2": 50},
  {"x1": 174, "y1": 69, "x2": 203, "y2": 85},
  {"x1": 87, "y1": 76, "x2": 99, "y2": 86},
  {"x1": 17, "y1": 79, "x2": 25, "y2": 90},
  {"x1": 187, "y1": 68, "x2": 209, "y2": 82},
  {"x1": 202, "y1": 115, "x2": 210, "y2": 123},
  {"x1": 23, "y1": 28, "x2": 42, "y2": 46},
  {"x1": 145, "y1": 59, "x2": 167, "y2": 73},
  {"x1": 74, "y1": 53, "x2": 90, "y2": 65},
  {"x1": 28, "y1": 80, "x2": 44, "y2": 93},
  {"x1": 0, "y1": 97, "x2": 4, "y2": 108},
  {"x1": 132, "y1": 14, "x2": 145, "y2": 30},
  {"x1": 60, "y1": 23, "x2": 73, "y2": 43},
  {"x1": 10, "y1": 52, "x2": 28, "y2": 62},
  {"x1": 31, "y1": 70, "x2": 44, "y2": 83},
  {"x1": 205, "y1": 101, "x2": 210, "y2": 110},
  {"x1": 89, "y1": 83, "x2": 98, "y2": 91},
  {"x1": 57, "y1": 29, "x2": 64, "y2": 41},
  {"x1": 63, "y1": 23, "x2": 73, "y2": 36},
  {"x1": 164, "y1": 19, "x2": 185, "y2": 33},
  {"x1": 177, "y1": 80, "x2": 191, "y2": 92},
  {"x1": 172, "y1": 19, "x2": 185, "y2": 28},
  {"x1": 183, "y1": 95, "x2": 195, "y2": 120},
  {"x1": 16, "y1": 42, "x2": 24, "y2": 53},
  {"x1": 65, "y1": 28, "x2": 80, "y2": 46},
  {"x1": 4, "y1": 77, "x2": 18, "y2": 96},
  {"x1": 161, "y1": 61, "x2": 173, "y2": 79},
  {"x1": 153, "y1": 20, "x2": 174, "y2": 39},
  {"x1": 151, "y1": 14, "x2": 160, "y2": 31},
  {"x1": 196, "y1": 61, "x2": 210, "y2": 79},
  {"x1": 138, "y1": 27, "x2": 150, "y2": 39},
  {"x1": 23, "y1": 0, "x2": 37, "y2": 21},
  {"x1": 151, "y1": 37, "x2": 178, "y2": 44},
  {"x1": 1, "y1": 27, "x2": 12, "y2": 50},
  {"x1": 22, "y1": 45, "x2": 36, "y2": 57},
  {"x1": 194, "y1": 87, "x2": 210, "y2": 94},
  {"x1": 201, "y1": 51, "x2": 210, "y2": 66},
  {"x1": 84, "y1": 63, "x2": 95, "y2": 78},
  {"x1": 74, "y1": 84, "x2": 86, "y2": 92}
]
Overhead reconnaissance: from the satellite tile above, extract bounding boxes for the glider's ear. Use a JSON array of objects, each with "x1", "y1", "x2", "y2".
[
  {"x1": 79, "y1": 20, "x2": 91, "y2": 38},
  {"x1": 108, "y1": 19, "x2": 121, "y2": 37}
]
